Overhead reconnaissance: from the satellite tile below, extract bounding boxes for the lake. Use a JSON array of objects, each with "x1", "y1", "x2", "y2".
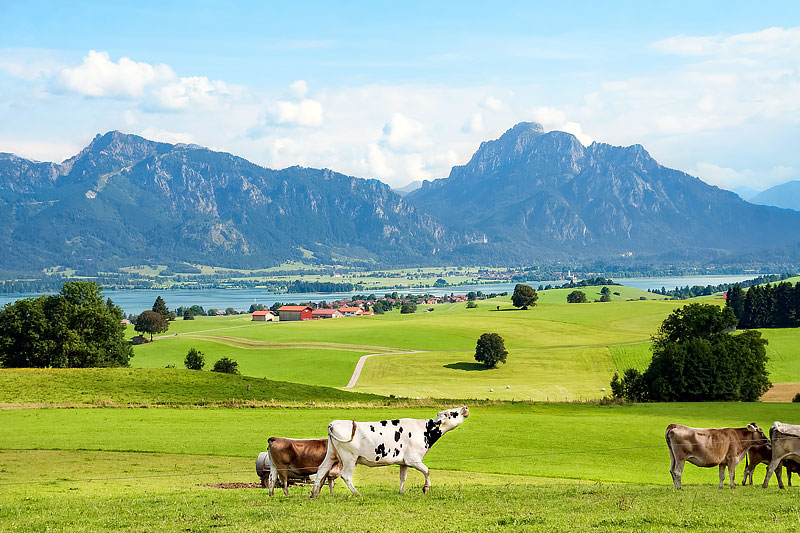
[{"x1": 0, "y1": 275, "x2": 761, "y2": 315}]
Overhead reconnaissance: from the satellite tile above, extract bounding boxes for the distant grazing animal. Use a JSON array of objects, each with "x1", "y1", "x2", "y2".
[
  {"x1": 267, "y1": 437, "x2": 341, "y2": 496},
  {"x1": 742, "y1": 443, "x2": 786, "y2": 487},
  {"x1": 763, "y1": 422, "x2": 800, "y2": 488},
  {"x1": 310, "y1": 406, "x2": 469, "y2": 498},
  {"x1": 665, "y1": 423, "x2": 768, "y2": 489}
]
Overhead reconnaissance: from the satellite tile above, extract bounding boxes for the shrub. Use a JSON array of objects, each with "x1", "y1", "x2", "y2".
[
  {"x1": 599, "y1": 293, "x2": 611, "y2": 302},
  {"x1": 566, "y1": 290, "x2": 587, "y2": 303},
  {"x1": 183, "y1": 310, "x2": 195, "y2": 320},
  {"x1": 474, "y1": 333, "x2": 508, "y2": 369},
  {"x1": 400, "y1": 302, "x2": 417, "y2": 314},
  {"x1": 466, "y1": 300, "x2": 478, "y2": 309},
  {"x1": 212, "y1": 357, "x2": 240, "y2": 374},
  {"x1": 184, "y1": 348, "x2": 205, "y2": 370},
  {"x1": 793, "y1": 393, "x2": 800, "y2": 403}
]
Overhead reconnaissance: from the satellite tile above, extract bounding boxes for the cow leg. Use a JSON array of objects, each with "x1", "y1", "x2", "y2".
[
  {"x1": 742, "y1": 462, "x2": 752, "y2": 485},
  {"x1": 787, "y1": 468, "x2": 792, "y2": 487},
  {"x1": 763, "y1": 457, "x2": 785, "y2": 489},
  {"x1": 268, "y1": 467, "x2": 277, "y2": 497},
  {"x1": 327, "y1": 475, "x2": 335, "y2": 495},
  {"x1": 281, "y1": 471, "x2": 289, "y2": 496},
  {"x1": 411, "y1": 462, "x2": 431, "y2": 494},
  {"x1": 310, "y1": 452, "x2": 337, "y2": 499},
  {"x1": 339, "y1": 461, "x2": 360, "y2": 496},
  {"x1": 398, "y1": 465, "x2": 408, "y2": 494},
  {"x1": 728, "y1": 462, "x2": 736, "y2": 489},
  {"x1": 671, "y1": 459, "x2": 685, "y2": 489},
  {"x1": 718, "y1": 464, "x2": 726, "y2": 489}
]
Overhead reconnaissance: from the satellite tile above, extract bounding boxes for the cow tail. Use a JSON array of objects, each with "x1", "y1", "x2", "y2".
[
  {"x1": 665, "y1": 424, "x2": 677, "y2": 463},
  {"x1": 328, "y1": 420, "x2": 358, "y2": 443}
]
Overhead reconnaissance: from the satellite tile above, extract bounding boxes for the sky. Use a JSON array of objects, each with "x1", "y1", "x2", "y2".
[{"x1": 1, "y1": 1, "x2": 800, "y2": 192}]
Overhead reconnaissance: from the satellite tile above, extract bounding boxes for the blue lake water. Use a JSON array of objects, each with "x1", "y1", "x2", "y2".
[{"x1": 0, "y1": 275, "x2": 760, "y2": 315}]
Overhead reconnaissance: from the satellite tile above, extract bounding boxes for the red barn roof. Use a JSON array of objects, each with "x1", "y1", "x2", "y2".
[
  {"x1": 278, "y1": 305, "x2": 314, "y2": 311},
  {"x1": 251, "y1": 310, "x2": 274, "y2": 316}
]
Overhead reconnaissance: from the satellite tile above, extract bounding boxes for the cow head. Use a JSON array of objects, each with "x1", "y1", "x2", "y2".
[
  {"x1": 747, "y1": 423, "x2": 768, "y2": 445},
  {"x1": 435, "y1": 406, "x2": 469, "y2": 433}
]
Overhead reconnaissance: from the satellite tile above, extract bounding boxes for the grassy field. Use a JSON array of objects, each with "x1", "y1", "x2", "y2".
[
  {"x1": 4, "y1": 403, "x2": 800, "y2": 531},
  {"x1": 0, "y1": 368, "x2": 384, "y2": 407}
]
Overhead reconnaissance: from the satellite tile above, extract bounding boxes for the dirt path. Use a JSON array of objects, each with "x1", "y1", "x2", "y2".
[{"x1": 344, "y1": 351, "x2": 426, "y2": 389}]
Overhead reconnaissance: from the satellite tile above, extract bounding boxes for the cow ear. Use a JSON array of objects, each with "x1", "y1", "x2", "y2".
[
  {"x1": 747, "y1": 423, "x2": 756, "y2": 432},
  {"x1": 460, "y1": 406, "x2": 469, "y2": 418}
]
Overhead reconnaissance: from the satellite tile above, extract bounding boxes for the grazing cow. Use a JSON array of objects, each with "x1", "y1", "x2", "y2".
[
  {"x1": 741, "y1": 443, "x2": 786, "y2": 488},
  {"x1": 665, "y1": 423, "x2": 768, "y2": 489},
  {"x1": 310, "y1": 406, "x2": 469, "y2": 498},
  {"x1": 267, "y1": 437, "x2": 341, "y2": 496},
  {"x1": 763, "y1": 422, "x2": 800, "y2": 488}
]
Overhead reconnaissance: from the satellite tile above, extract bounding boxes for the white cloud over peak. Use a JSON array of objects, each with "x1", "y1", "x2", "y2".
[
  {"x1": 56, "y1": 51, "x2": 231, "y2": 111},
  {"x1": 379, "y1": 112, "x2": 429, "y2": 152},
  {"x1": 530, "y1": 106, "x2": 593, "y2": 145},
  {"x1": 267, "y1": 98, "x2": 324, "y2": 127}
]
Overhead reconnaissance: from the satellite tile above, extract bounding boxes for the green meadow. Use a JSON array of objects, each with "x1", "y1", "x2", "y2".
[{"x1": 4, "y1": 403, "x2": 800, "y2": 531}]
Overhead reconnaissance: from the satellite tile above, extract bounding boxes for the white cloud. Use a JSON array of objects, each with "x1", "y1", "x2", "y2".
[
  {"x1": 140, "y1": 128, "x2": 195, "y2": 145},
  {"x1": 462, "y1": 112, "x2": 484, "y2": 133},
  {"x1": 56, "y1": 51, "x2": 230, "y2": 111},
  {"x1": 653, "y1": 27, "x2": 800, "y2": 58},
  {"x1": 692, "y1": 162, "x2": 796, "y2": 189},
  {"x1": 267, "y1": 98, "x2": 324, "y2": 127},
  {"x1": 59, "y1": 50, "x2": 174, "y2": 98},
  {"x1": 530, "y1": 106, "x2": 593, "y2": 145},
  {"x1": 480, "y1": 96, "x2": 504, "y2": 111},
  {"x1": 289, "y1": 80, "x2": 309, "y2": 99},
  {"x1": 380, "y1": 113, "x2": 428, "y2": 152},
  {"x1": 0, "y1": 139, "x2": 81, "y2": 163}
]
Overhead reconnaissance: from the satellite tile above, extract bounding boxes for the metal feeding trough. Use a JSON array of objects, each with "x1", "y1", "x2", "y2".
[{"x1": 255, "y1": 451, "x2": 315, "y2": 488}]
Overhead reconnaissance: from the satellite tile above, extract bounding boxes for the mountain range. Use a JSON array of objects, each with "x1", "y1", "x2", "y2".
[
  {"x1": 751, "y1": 180, "x2": 800, "y2": 211},
  {"x1": 1, "y1": 123, "x2": 799, "y2": 272}
]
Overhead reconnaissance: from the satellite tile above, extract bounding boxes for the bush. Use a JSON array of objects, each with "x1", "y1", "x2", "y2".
[
  {"x1": 184, "y1": 348, "x2": 205, "y2": 370},
  {"x1": 599, "y1": 293, "x2": 611, "y2": 302},
  {"x1": 212, "y1": 357, "x2": 240, "y2": 374},
  {"x1": 566, "y1": 290, "x2": 587, "y2": 303},
  {"x1": 466, "y1": 300, "x2": 478, "y2": 309},
  {"x1": 474, "y1": 333, "x2": 508, "y2": 369},
  {"x1": 793, "y1": 393, "x2": 800, "y2": 403},
  {"x1": 400, "y1": 302, "x2": 417, "y2": 314},
  {"x1": 183, "y1": 310, "x2": 195, "y2": 320}
]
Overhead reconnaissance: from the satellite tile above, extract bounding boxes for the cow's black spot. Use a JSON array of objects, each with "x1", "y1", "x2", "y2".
[
  {"x1": 370, "y1": 425, "x2": 375, "y2": 432},
  {"x1": 374, "y1": 443, "x2": 389, "y2": 459},
  {"x1": 393, "y1": 448, "x2": 400, "y2": 457},
  {"x1": 400, "y1": 443, "x2": 403, "y2": 448},
  {"x1": 391, "y1": 419, "x2": 400, "y2": 426},
  {"x1": 394, "y1": 430, "x2": 401, "y2": 442},
  {"x1": 376, "y1": 456, "x2": 380, "y2": 461},
  {"x1": 450, "y1": 411, "x2": 459, "y2": 418},
  {"x1": 423, "y1": 419, "x2": 443, "y2": 449},
  {"x1": 380, "y1": 420, "x2": 388, "y2": 426},
  {"x1": 408, "y1": 432, "x2": 411, "y2": 438}
]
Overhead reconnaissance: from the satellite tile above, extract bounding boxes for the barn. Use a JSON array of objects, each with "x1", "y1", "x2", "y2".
[
  {"x1": 251, "y1": 310, "x2": 276, "y2": 322},
  {"x1": 338, "y1": 306, "x2": 364, "y2": 316},
  {"x1": 277, "y1": 305, "x2": 313, "y2": 321},
  {"x1": 312, "y1": 309, "x2": 344, "y2": 319}
]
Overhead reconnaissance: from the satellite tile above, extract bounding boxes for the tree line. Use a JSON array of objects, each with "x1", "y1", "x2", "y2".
[
  {"x1": 648, "y1": 273, "x2": 794, "y2": 300},
  {"x1": 725, "y1": 281, "x2": 800, "y2": 328}
]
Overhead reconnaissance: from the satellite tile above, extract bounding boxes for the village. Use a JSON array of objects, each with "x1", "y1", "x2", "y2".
[{"x1": 250, "y1": 290, "x2": 508, "y2": 321}]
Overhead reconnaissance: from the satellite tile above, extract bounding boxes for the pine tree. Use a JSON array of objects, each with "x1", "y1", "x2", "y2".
[
  {"x1": 152, "y1": 296, "x2": 170, "y2": 321},
  {"x1": 725, "y1": 284, "x2": 745, "y2": 325}
]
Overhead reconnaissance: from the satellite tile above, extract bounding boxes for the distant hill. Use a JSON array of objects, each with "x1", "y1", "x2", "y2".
[
  {"x1": 0, "y1": 132, "x2": 456, "y2": 270},
  {"x1": 751, "y1": 180, "x2": 800, "y2": 211},
  {"x1": 731, "y1": 186, "x2": 761, "y2": 201},
  {"x1": 406, "y1": 122, "x2": 800, "y2": 259},
  {"x1": 393, "y1": 180, "x2": 423, "y2": 196}
]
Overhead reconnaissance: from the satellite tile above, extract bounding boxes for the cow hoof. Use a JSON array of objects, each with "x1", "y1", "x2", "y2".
[{"x1": 423, "y1": 486, "x2": 430, "y2": 494}]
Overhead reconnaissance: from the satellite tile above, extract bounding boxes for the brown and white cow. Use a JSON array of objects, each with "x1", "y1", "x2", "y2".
[
  {"x1": 763, "y1": 421, "x2": 800, "y2": 488},
  {"x1": 665, "y1": 423, "x2": 768, "y2": 489},
  {"x1": 267, "y1": 437, "x2": 341, "y2": 496}
]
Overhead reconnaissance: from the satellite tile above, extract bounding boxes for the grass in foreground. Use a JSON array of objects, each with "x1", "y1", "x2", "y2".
[
  {"x1": 0, "y1": 368, "x2": 384, "y2": 406},
  {"x1": 3, "y1": 450, "x2": 800, "y2": 532}
]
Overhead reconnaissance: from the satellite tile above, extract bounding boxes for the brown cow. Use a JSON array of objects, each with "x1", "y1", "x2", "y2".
[
  {"x1": 764, "y1": 422, "x2": 800, "y2": 488},
  {"x1": 741, "y1": 443, "x2": 786, "y2": 487},
  {"x1": 267, "y1": 437, "x2": 342, "y2": 496},
  {"x1": 665, "y1": 423, "x2": 768, "y2": 489}
]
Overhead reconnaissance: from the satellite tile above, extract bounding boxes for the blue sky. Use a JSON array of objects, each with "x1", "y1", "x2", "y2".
[{"x1": 2, "y1": 1, "x2": 800, "y2": 190}]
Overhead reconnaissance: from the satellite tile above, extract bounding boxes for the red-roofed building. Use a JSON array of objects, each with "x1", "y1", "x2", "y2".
[
  {"x1": 251, "y1": 310, "x2": 276, "y2": 322},
  {"x1": 277, "y1": 305, "x2": 313, "y2": 321},
  {"x1": 338, "y1": 306, "x2": 364, "y2": 316},
  {"x1": 313, "y1": 309, "x2": 344, "y2": 319}
]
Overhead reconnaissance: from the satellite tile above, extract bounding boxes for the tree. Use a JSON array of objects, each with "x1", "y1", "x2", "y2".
[
  {"x1": 249, "y1": 303, "x2": 265, "y2": 313},
  {"x1": 183, "y1": 309, "x2": 195, "y2": 320},
  {"x1": 511, "y1": 284, "x2": 538, "y2": 310},
  {"x1": 373, "y1": 302, "x2": 385, "y2": 314},
  {"x1": 600, "y1": 286, "x2": 611, "y2": 295},
  {"x1": 184, "y1": 348, "x2": 205, "y2": 370},
  {"x1": 466, "y1": 300, "x2": 478, "y2": 309},
  {"x1": 152, "y1": 296, "x2": 170, "y2": 321},
  {"x1": 567, "y1": 290, "x2": 587, "y2": 303},
  {"x1": 269, "y1": 302, "x2": 283, "y2": 313},
  {"x1": 225, "y1": 307, "x2": 237, "y2": 316},
  {"x1": 611, "y1": 303, "x2": 770, "y2": 402},
  {"x1": 725, "y1": 284, "x2": 745, "y2": 325},
  {"x1": 135, "y1": 310, "x2": 169, "y2": 341},
  {"x1": 207, "y1": 308, "x2": 219, "y2": 316},
  {"x1": 400, "y1": 301, "x2": 417, "y2": 314},
  {"x1": 474, "y1": 333, "x2": 508, "y2": 369},
  {"x1": 212, "y1": 357, "x2": 240, "y2": 374},
  {"x1": 0, "y1": 281, "x2": 132, "y2": 368},
  {"x1": 433, "y1": 278, "x2": 447, "y2": 287},
  {"x1": 599, "y1": 292, "x2": 611, "y2": 302}
]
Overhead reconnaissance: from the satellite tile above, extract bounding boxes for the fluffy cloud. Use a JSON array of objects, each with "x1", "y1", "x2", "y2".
[
  {"x1": 530, "y1": 106, "x2": 593, "y2": 145},
  {"x1": 380, "y1": 113, "x2": 429, "y2": 152},
  {"x1": 652, "y1": 26, "x2": 800, "y2": 58},
  {"x1": 57, "y1": 51, "x2": 230, "y2": 111},
  {"x1": 289, "y1": 80, "x2": 309, "y2": 99},
  {"x1": 140, "y1": 128, "x2": 195, "y2": 145},
  {"x1": 267, "y1": 98, "x2": 324, "y2": 127}
]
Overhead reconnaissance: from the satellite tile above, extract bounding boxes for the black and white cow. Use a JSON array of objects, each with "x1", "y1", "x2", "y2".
[{"x1": 310, "y1": 406, "x2": 469, "y2": 497}]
